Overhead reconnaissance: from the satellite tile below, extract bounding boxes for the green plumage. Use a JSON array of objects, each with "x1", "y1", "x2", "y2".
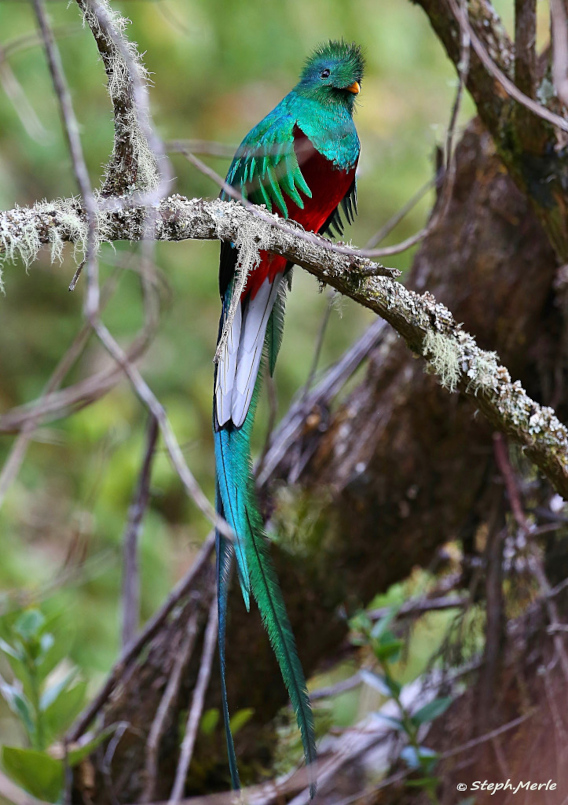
[{"x1": 213, "y1": 39, "x2": 364, "y2": 796}]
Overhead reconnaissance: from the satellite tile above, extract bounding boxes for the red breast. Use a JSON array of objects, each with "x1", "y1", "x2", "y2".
[{"x1": 243, "y1": 129, "x2": 357, "y2": 300}]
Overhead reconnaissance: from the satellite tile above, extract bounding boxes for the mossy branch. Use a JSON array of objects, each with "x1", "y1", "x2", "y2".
[
  {"x1": 75, "y1": 0, "x2": 159, "y2": 197},
  {"x1": 1, "y1": 192, "x2": 568, "y2": 496}
]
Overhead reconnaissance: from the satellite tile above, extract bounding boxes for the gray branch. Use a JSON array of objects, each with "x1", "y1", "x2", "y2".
[{"x1": 1, "y1": 192, "x2": 568, "y2": 497}]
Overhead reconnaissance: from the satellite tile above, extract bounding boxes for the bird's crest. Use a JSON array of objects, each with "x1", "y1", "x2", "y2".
[{"x1": 301, "y1": 39, "x2": 365, "y2": 84}]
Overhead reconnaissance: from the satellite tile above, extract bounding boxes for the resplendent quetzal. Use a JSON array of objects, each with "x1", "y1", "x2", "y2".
[{"x1": 213, "y1": 40, "x2": 364, "y2": 792}]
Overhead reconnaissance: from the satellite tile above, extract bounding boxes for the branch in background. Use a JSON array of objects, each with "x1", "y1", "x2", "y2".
[
  {"x1": 367, "y1": 594, "x2": 468, "y2": 623},
  {"x1": 122, "y1": 414, "x2": 159, "y2": 648},
  {"x1": 169, "y1": 597, "x2": 218, "y2": 803},
  {"x1": 142, "y1": 611, "x2": 201, "y2": 803},
  {"x1": 67, "y1": 534, "x2": 215, "y2": 743},
  {"x1": 514, "y1": 0, "x2": 536, "y2": 98},
  {"x1": 0, "y1": 54, "x2": 51, "y2": 143},
  {"x1": 32, "y1": 0, "x2": 99, "y2": 315},
  {"x1": 0, "y1": 267, "x2": 122, "y2": 508},
  {"x1": 258, "y1": 317, "x2": 388, "y2": 486},
  {"x1": 448, "y1": 0, "x2": 568, "y2": 132}
]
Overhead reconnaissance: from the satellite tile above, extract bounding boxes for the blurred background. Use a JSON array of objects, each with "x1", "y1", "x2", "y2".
[{"x1": 0, "y1": 0, "x2": 528, "y2": 758}]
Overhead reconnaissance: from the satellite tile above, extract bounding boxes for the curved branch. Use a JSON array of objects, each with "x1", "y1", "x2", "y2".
[{"x1": 1, "y1": 192, "x2": 567, "y2": 496}]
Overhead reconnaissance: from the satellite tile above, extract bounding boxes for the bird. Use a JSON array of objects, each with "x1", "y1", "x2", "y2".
[{"x1": 213, "y1": 39, "x2": 364, "y2": 794}]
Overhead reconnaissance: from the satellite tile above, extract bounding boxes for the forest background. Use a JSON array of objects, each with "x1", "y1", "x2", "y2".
[{"x1": 0, "y1": 0, "x2": 559, "y2": 801}]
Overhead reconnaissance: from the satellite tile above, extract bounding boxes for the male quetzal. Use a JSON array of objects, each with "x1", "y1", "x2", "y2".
[{"x1": 213, "y1": 40, "x2": 364, "y2": 792}]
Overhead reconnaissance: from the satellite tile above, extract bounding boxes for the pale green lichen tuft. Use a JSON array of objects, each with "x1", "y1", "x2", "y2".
[
  {"x1": 0, "y1": 198, "x2": 99, "y2": 284},
  {"x1": 423, "y1": 330, "x2": 462, "y2": 391},
  {"x1": 423, "y1": 328, "x2": 500, "y2": 394}
]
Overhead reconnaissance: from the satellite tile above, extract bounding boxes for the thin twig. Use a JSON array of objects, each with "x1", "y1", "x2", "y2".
[
  {"x1": 360, "y1": 5, "x2": 469, "y2": 259},
  {"x1": 257, "y1": 318, "x2": 387, "y2": 486},
  {"x1": 514, "y1": 0, "x2": 536, "y2": 98},
  {"x1": 92, "y1": 319, "x2": 232, "y2": 538},
  {"x1": 169, "y1": 596, "x2": 218, "y2": 803},
  {"x1": 0, "y1": 26, "x2": 81, "y2": 63},
  {"x1": 367, "y1": 594, "x2": 468, "y2": 623},
  {"x1": 167, "y1": 139, "x2": 238, "y2": 158},
  {"x1": 122, "y1": 414, "x2": 159, "y2": 647},
  {"x1": 0, "y1": 55, "x2": 51, "y2": 143},
  {"x1": 439, "y1": 712, "x2": 532, "y2": 758},
  {"x1": 493, "y1": 433, "x2": 527, "y2": 530},
  {"x1": 528, "y1": 550, "x2": 568, "y2": 683},
  {"x1": 301, "y1": 292, "x2": 335, "y2": 403},
  {"x1": 0, "y1": 268, "x2": 121, "y2": 508},
  {"x1": 363, "y1": 176, "x2": 436, "y2": 250},
  {"x1": 310, "y1": 673, "x2": 362, "y2": 702},
  {"x1": 142, "y1": 609, "x2": 201, "y2": 803},
  {"x1": 493, "y1": 435, "x2": 568, "y2": 682},
  {"x1": 67, "y1": 533, "x2": 214, "y2": 742},
  {"x1": 32, "y1": 0, "x2": 99, "y2": 315},
  {"x1": 0, "y1": 320, "x2": 155, "y2": 434}
]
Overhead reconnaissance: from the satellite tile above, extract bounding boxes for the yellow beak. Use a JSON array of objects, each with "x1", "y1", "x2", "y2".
[{"x1": 347, "y1": 81, "x2": 361, "y2": 95}]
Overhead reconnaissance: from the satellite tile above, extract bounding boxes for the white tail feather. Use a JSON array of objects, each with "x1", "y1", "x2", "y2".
[{"x1": 215, "y1": 274, "x2": 283, "y2": 428}]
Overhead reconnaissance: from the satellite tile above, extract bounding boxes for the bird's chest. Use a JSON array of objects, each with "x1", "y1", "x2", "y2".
[
  {"x1": 245, "y1": 129, "x2": 356, "y2": 298},
  {"x1": 289, "y1": 131, "x2": 356, "y2": 232}
]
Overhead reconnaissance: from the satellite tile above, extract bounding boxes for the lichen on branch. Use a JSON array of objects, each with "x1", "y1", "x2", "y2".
[{"x1": 1, "y1": 192, "x2": 567, "y2": 497}]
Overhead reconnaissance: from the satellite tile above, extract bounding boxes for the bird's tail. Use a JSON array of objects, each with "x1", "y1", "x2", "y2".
[
  {"x1": 214, "y1": 388, "x2": 317, "y2": 795},
  {"x1": 215, "y1": 491, "x2": 240, "y2": 790}
]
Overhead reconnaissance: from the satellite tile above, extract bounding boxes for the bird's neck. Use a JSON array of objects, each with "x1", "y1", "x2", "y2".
[{"x1": 288, "y1": 91, "x2": 359, "y2": 170}]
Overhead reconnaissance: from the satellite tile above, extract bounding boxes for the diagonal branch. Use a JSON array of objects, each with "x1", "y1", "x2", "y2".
[{"x1": 2, "y1": 193, "x2": 568, "y2": 498}]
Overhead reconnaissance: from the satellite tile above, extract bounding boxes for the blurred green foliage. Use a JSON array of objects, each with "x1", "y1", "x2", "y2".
[
  {"x1": 0, "y1": 0, "x2": 479, "y2": 751},
  {"x1": 0, "y1": 607, "x2": 112, "y2": 801}
]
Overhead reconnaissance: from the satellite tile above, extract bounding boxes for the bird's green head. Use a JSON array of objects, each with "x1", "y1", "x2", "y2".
[{"x1": 297, "y1": 40, "x2": 365, "y2": 110}]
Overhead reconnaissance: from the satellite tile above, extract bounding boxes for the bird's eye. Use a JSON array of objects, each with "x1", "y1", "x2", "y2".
[{"x1": 320, "y1": 68, "x2": 330, "y2": 79}]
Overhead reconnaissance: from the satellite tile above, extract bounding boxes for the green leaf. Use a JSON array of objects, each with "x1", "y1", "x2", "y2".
[
  {"x1": 400, "y1": 745, "x2": 419, "y2": 769},
  {"x1": 417, "y1": 747, "x2": 439, "y2": 774},
  {"x1": 14, "y1": 610, "x2": 45, "y2": 641},
  {"x1": 360, "y1": 669, "x2": 391, "y2": 696},
  {"x1": 373, "y1": 638, "x2": 403, "y2": 662},
  {"x1": 348, "y1": 611, "x2": 372, "y2": 636},
  {"x1": 0, "y1": 637, "x2": 23, "y2": 660},
  {"x1": 67, "y1": 725, "x2": 117, "y2": 767},
  {"x1": 40, "y1": 668, "x2": 78, "y2": 711},
  {"x1": 401, "y1": 745, "x2": 439, "y2": 773},
  {"x1": 44, "y1": 681, "x2": 87, "y2": 738},
  {"x1": 200, "y1": 708, "x2": 220, "y2": 736},
  {"x1": 0, "y1": 679, "x2": 35, "y2": 740},
  {"x1": 371, "y1": 609, "x2": 399, "y2": 640},
  {"x1": 229, "y1": 708, "x2": 254, "y2": 735},
  {"x1": 405, "y1": 776, "x2": 440, "y2": 789},
  {"x1": 411, "y1": 697, "x2": 452, "y2": 726},
  {"x1": 2, "y1": 746, "x2": 63, "y2": 802},
  {"x1": 37, "y1": 630, "x2": 71, "y2": 680}
]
